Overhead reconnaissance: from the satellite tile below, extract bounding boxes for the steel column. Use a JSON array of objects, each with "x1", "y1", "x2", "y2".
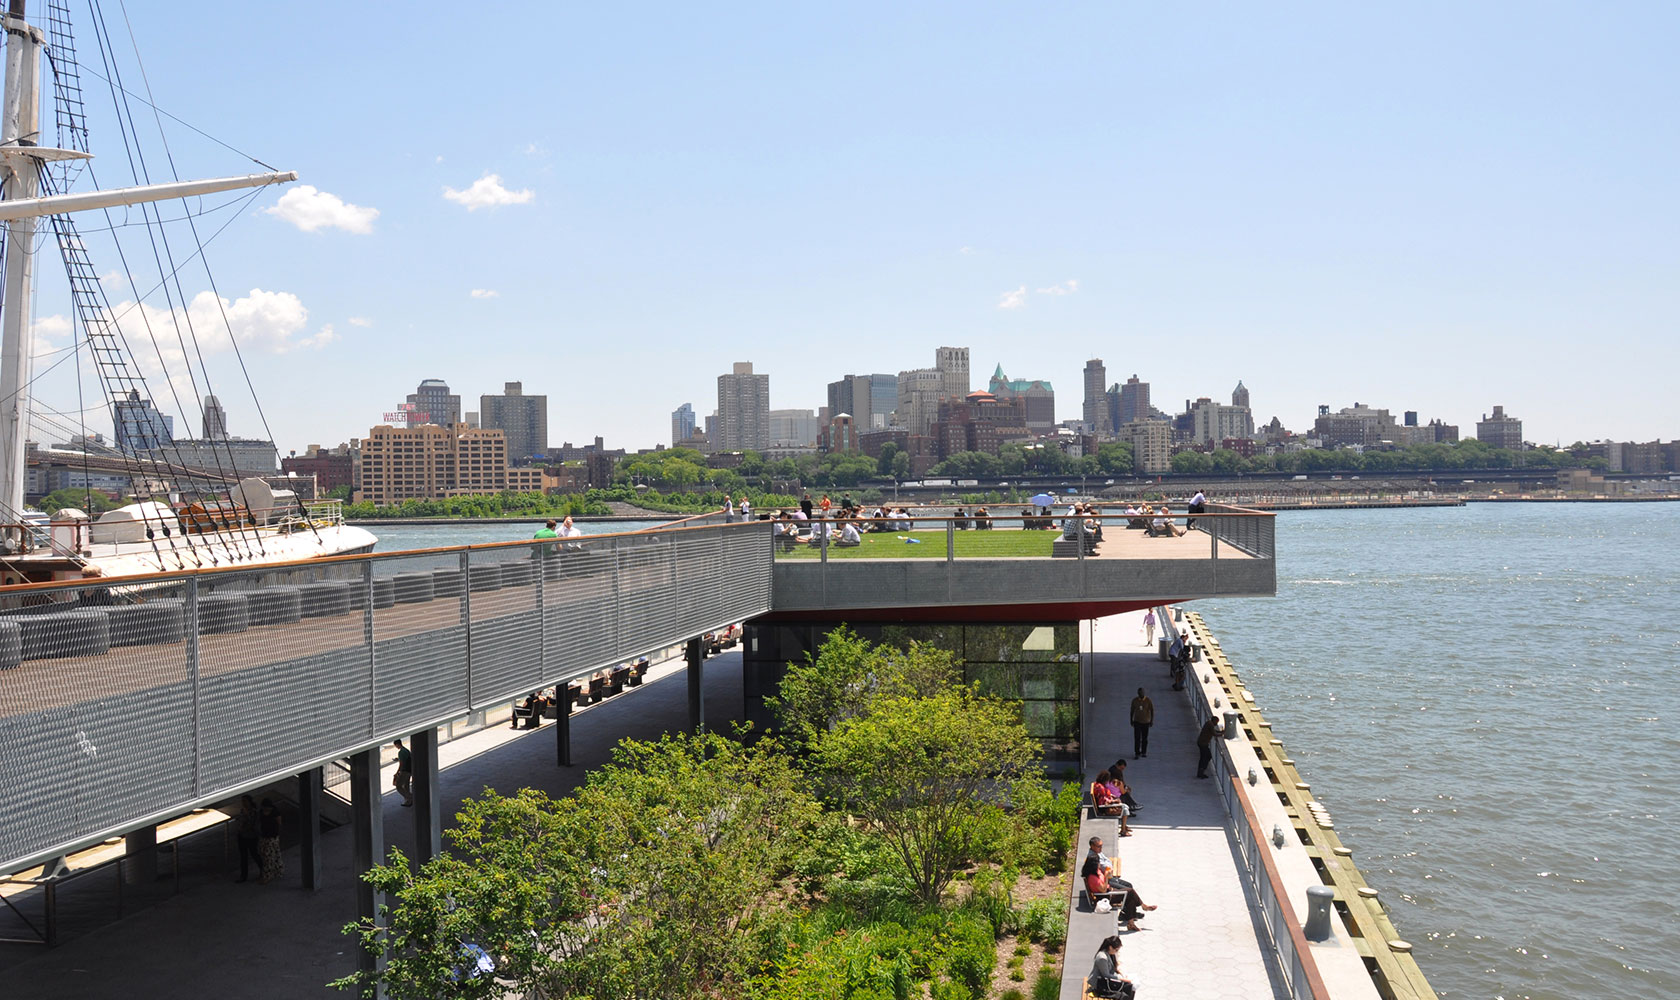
[
  {"x1": 686, "y1": 636, "x2": 705, "y2": 731},
  {"x1": 411, "y1": 728, "x2": 441, "y2": 864},
  {"x1": 555, "y1": 688, "x2": 573, "y2": 767},
  {"x1": 298, "y1": 767, "x2": 322, "y2": 891},
  {"x1": 349, "y1": 747, "x2": 385, "y2": 989}
]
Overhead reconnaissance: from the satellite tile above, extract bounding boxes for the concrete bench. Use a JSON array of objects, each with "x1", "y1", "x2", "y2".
[
  {"x1": 245, "y1": 586, "x2": 303, "y2": 627},
  {"x1": 106, "y1": 600, "x2": 186, "y2": 646},
  {"x1": 498, "y1": 561, "x2": 536, "y2": 587},
  {"x1": 17, "y1": 609, "x2": 111, "y2": 659},
  {"x1": 467, "y1": 563, "x2": 503, "y2": 593},
  {"x1": 431, "y1": 568, "x2": 465, "y2": 598},
  {"x1": 0, "y1": 619, "x2": 20, "y2": 669},
  {"x1": 197, "y1": 592, "x2": 249, "y2": 635},
  {"x1": 392, "y1": 572, "x2": 435, "y2": 604},
  {"x1": 295, "y1": 581, "x2": 354, "y2": 618}
]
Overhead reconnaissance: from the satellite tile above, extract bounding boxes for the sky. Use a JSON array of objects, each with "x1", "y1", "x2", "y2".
[{"x1": 21, "y1": 1, "x2": 1680, "y2": 455}]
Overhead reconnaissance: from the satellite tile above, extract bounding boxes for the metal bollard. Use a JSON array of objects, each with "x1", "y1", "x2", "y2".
[
  {"x1": 1223, "y1": 710, "x2": 1241, "y2": 739},
  {"x1": 1303, "y1": 885, "x2": 1336, "y2": 940}
]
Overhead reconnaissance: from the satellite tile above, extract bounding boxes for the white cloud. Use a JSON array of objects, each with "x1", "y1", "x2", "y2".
[
  {"x1": 1037, "y1": 279, "x2": 1079, "y2": 296},
  {"x1": 470, "y1": 288, "x2": 499, "y2": 299},
  {"x1": 263, "y1": 185, "x2": 379, "y2": 234},
  {"x1": 958, "y1": 246, "x2": 974, "y2": 255},
  {"x1": 99, "y1": 270, "x2": 125, "y2": 288},
  {"x1": 435, "y1": 155, "x2": 444, "y2": 164},
  {"x1": 997, "y1": 285, "x2": 1027, "y2": 310},
  {"x1": 348, "y1": 316, "x2": 373, "y2": 328},
  {"x1": 32, "y1": 314, "x2": 72, "y2": 345},
  {"x1": 443, "y1": 173, "x2": 535, "y2": 210}
]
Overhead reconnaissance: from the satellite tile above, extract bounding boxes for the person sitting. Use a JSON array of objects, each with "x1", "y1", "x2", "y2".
[
  {"x1": 774, "y1": 514, "x2": 802, "y2": 552},
  {"x1": 1147, "y1": 505, "x2": 1184, "y2": 537},
  {"x1": 1086, "y1": 935, "x2": 1134, "y2": 998},
  {"x1": 869, "y1": 506, "x2": 893, "y2": 531},
  {"x1": 1081, "y1": 855, "x2": 1149, "y2": 931},
  {"x1": 974, "y1": 506, "x2": 992, "y2": 529},
  {"x1": 953, "y1": 507, "x2": 970, "y2": 530},
  {"x1": 1124, "y1": 504, "x2": 1148, "y2": 529},
  {"x1": 835, "y1": 518, "x2": 862, "y2": 547},
  {"x1": 1108, "y1": 759, "x2": 1142, "y2": 814},
  {"x1": 1084, "y1": 837, "x2": 1158, "y2": 920},
  {"x1": 897, "y1": 507, "x2": 915, "y2": 531},
  {"x1": 1089, "y1": 770, "x2": 1133, "y2": 837}
]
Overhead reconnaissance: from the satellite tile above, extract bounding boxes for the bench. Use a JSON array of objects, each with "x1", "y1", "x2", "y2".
[{"x1": 607, "y1": 665, "x2": 630, "y2": 696}]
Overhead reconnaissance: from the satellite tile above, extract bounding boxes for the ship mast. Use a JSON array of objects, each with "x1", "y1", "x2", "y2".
[{"x1": 0, "y1": 0, "x2": 295, "y2": 519}]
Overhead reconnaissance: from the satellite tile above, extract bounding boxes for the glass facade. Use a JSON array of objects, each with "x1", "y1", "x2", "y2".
[{"x1": 742, "y1": 621, "x2": 1081, "y2": 763}]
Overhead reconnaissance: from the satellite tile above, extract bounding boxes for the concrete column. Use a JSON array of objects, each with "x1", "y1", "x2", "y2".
[
  {"x1": 686, "y1": 636, "x2": 705, "y2": 731},
  {"x1": 412, "y1": 728, "x2": 442, "y2": 865},
  {"x1": 298, "y1": 767, "x2": 322, "y2": 891},
  {"x1": 349, "y1": 747, "x2": 385, "y2": 988},
  {"x1": 124, "y1": 824, "x2": 158, "y2": 885},
  {"x1": 555, "y1": 688, "x2": 573, "y2": 767}
]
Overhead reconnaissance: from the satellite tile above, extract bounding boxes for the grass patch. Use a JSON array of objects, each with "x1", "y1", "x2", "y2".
[{"x1": 775, "y1": 528, "x2": 1056, "y2": 559}]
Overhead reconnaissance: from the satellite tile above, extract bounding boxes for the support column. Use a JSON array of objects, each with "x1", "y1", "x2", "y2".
[
  {"x1": 298, "y1": 767, "x2": 322, "y2": 891},
  {"x1": 555, "y1": 687, "x2": 573, "y2": 767},
  {"x1": 686, "y1": 636, "x2": 705, "y2": 732},
  {"x1": 123, "y1": 825, "x2": 158, "y2": 885},
  {"x1": 349, "y1": 747, "x2": 386, "y2": 990},
  {"x1": 412, "y1": 728, "x2": 441, "y2": 865}
]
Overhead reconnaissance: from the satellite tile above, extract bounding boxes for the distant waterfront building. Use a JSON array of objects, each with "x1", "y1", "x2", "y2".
[
  {"x1": 461, "y1": 411, "x2": 479, "y2": 429},
  {"x1": 1313, "y1": 403, "x2": 1400, "y2": 449},
  {"x1": 361, "y1": 423, "x2": 514, "y2": 505},
  {"x1": 819, "y1": 413, "x2": 859, "y2": 453},
  {"x1": 769, "y1": 408, "x2": 819, "y2": 449},
  {"x1": 867, "y1": 374, "x2": 897, "y2": 429},
  {"x1": 113, "y1": 389, "x2": 174, "y2": 453},
  {"x1": 1231, "y1": 380, "x2": 1250, "y2": 410},
  {"x1": 202, "y1": 395, "x2": 228, "y2": 440},
  {"x1": 671, "y1": 403, "x2": 695, "y2": 446},
  {"x1": 1190, "y1": 396, "x2": 1254, "y2": 446},
  {"x1": 896, "y1": 367, "x2": 945, "y2": 436},
  {"x1": 1475, "y1": 406, "x2": 1524, "y2": 450},
  {"x1": 1119, "y1": 420, "x2": 1171, "y2": 475},
  {"x1": 1117, "y1": 375, "x2": 1150, "y2": 428},
  {"x1": 405, "y1": 379, "x2": 461, "y2": 429},
  {"x1": 936, "y1": 346, "x2": 970, "y2": 400},
  {"x1": 144, "y1": 437, "x2": 277, "y2": 480},
  {"x1": 715, "y1": 362, "x2": 770, "y2": 453},
  {"x1": 933, "y1": 391, "x2": 1032, "y2": 459},
  {"x1": 282, "y1": 442, "x2": 359, "y2": 492},
  {"x1": 479, "y1": 381, "x2": 548, "y2": 464},
  {"x1": 827, "y1": 375, "x2": 874, "y2": 432},
  {"x1": 1082, "y1": 359, "x2": 1111, "y2": 438},
  {"x1": 1621, "y1": 440, "x2": 1667, "y2": 474},
  {"x1": 988, "y1": 365, "x2": 1055, "y2": 430}
]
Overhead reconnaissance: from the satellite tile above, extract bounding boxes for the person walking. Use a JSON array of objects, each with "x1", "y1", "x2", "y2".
[
  {"x1": 393, "y1": 738, "x2": 414, "y2": 806},
  {"x1": 1142, "y1": 608, "x2": 1157, "y2": 647},
  {"x1": 1129, "y1": 688, "x2": 1154, "y2": 759},
  {"x1": 1196, "y1": 716, "x2": 1222, "y2": 779},
  {"x1": 234, "y1": 794, "x2": 261, "y2": 883},
  {"x1": 256, "y1": 799, "x2": 283, "y2": 884},
  {"x1": 723, "y1": 495, "x2": 735, "y2": 523}
]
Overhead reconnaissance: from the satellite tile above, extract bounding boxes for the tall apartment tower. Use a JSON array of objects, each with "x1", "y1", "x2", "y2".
[
  {"x1": 479, "y1": 381, "x2": 548, "y2": 462},
  {"x1": 867, "y1": 374, "x2": 897, "y2": 428},
  {"x1": 406, "y1": 379, "x2": 461, "y2": 428},
  {"x1": 201, "y1": 394, "x2": 228, "y2": 440},
  {"x1": 671, "y1": 403, "x2": 696, "y2": 445},
  {"x1": 1476, "y1": 405, "x2": 1524, "y2": 450},
  {"x1": 1117, "y1": 375, "x2": 1150, "y2": 427},
  {"x1": 1082, "y1": 359, "x2": 1110, "y2": 437},
  {"x1": 715, "y1": 362, "x2": 770, "y2": 452},
  {"x1": 827, "y1": 374, "x2": 874, "y2": 430},
  {"x1": 936, "y1": 347, "x2": 970, "y2": 400},
  {"x1": 1231, "y1": 380, "x2": 1250, "y2": 409}
]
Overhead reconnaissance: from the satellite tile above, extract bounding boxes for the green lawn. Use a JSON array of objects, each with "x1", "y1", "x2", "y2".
[{"x1": 774, "y1": 528, "x2": 1055, "y2": 559}]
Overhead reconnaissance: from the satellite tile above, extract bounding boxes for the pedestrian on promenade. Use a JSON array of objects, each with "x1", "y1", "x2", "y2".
[
  {"x1": 723, "y1": 495, "x2": 735, "y2": 523},
  {"x1": 256, "y1": 799, "x2": 283, "y2": 884},
  {"x1": 1129, "y1": 688, "x2": 1154, "y2": 759},
  {"x1": 393, "y1": 738, "x2": 414, "y2": 806},
  {"x1": 1195, "y1": 716, "x2": 1222, "y2": 779},
  {"x1": 740, "y1": 496, "x2": 752, "y2": 520},
  {"x1": 819, "y1": 494, "x2": 832, "y2": 512},
  {"x1": 800, "y1": 493, "x2": 814, "y2": 518},
  {"x1": 234, "y1": 794, "x2": 260, "y2": 883},
  {"x1": 1188, "y1": 489, "x2": 1206, "y2": 529},
  {"x1": 1142, "y1": 609, "x2": 1156, "y2": 647}
]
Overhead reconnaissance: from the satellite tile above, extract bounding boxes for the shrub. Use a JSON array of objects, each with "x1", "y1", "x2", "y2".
[
  {"x1": 1032, "y1": 968, "x2": 1061, "y2": 1000},
  {"x1": 941, "y1": 910, "x2": 997, "y2": 997}
]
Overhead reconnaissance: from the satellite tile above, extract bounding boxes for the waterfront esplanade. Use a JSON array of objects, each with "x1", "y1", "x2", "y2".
[{"x1": 0, "y1": 506, "x2": 1273, "y2": 962}]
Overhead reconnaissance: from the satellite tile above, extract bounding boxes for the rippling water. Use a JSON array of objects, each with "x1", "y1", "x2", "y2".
[
  {"x1": 366, "y1": 519, "x2": 668, "y2": 551},
  {"x1": 1198, "y1": 503, "x2": 1680, "y2": 1000}
]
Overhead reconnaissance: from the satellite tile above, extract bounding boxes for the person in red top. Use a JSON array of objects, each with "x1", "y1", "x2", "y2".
[{"x1": 1090, "y1": 769, "x2": 1133, "y2": 837}]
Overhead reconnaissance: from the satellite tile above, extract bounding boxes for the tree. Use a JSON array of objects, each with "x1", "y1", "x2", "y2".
[
  {"x1": 1171, "y1": 450, "x2": 1212, "y2": 474},
  {"x1": 37, "y1": 487, "x2": 121, "y2": 514},
  {"x1": 1096, "y1": 442, "x2": 1134, "y2": 476},
  {"x1": 890, "y1": 451, "x2": 911, "y2": 481},
  {"x1": 769, "y1": 626, "x2": 961, "y2": 750},
  {"x1": 813, "y1": 690, "x2": 1037, "y2": 905},
  {"x1": 336, "y1": 730, "x2": 813, "y2": 1000},
  {"x1": 876, "y1": 441, "x2": 900, "y2": 478}
]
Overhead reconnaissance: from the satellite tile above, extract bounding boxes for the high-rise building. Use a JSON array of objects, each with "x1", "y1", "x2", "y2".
[
  {"x1": 715, "y1": 362, "x2": 770, "y2": 452},
  {"x1": 896, "y1": 368, "x2": 945, "y2": 435},
  {"x1": 827, "y1": 375, "x2": 874, "y2": 431},
  {"x1": 932, "y1": 391, "x2": 1032, "y2": 458},
  {"x1": 1189, "y1": 397, "x2": 1254, "y2": 446},
  {"x1": 282, "y1": 442, "x2": 359, "y2": 492},
  {"x1": 936, "y1": 347, "x2": 970, "y2": 400},
  {"x1": 1082, "y1": 359, "x2": 1110, "y2": 437},
  {"x1": 867, "y1": 374, "x2": 897, "y2": 429},
  {"x1": 1117, "y1": 375, "x2": 1150, "y2": 428},
  {"x1": 1118, "y1": 420, "x2": 1171, "y2": 475},
  {"x1": 1476, "y1": 406, "x2": 1524, "y2": 450},
  {"x1": 671, "y1": 403, "x2": 696, "y2": 446},
  {"x1": 405, "y1": 379, "x2": 461, "y2": 428},
  {"x1": 1313, "y1": 403, "x2": 1400, "y2": 449},
  {"x1": 819, "y1": 413, "x2": 859, "y2": 453},
  {"x1": 988, "y1": 364, "x2": 1056, "y2": 430},
  {"x1": 202, "y1": 394, "x2": 228, "y2": 440},
  {"x1": 113, "y1": 389, "x2": 174, "y2": 453},
  {"x1": 479, "y1": 381, "x2": 548, "y2": 463},
  {"x1": 1231, "y1": 380, "x2": 1250, "y2": 410},
  {"x1": 360, "y1": 423, "x2": 512, "y2": 505},
  {"x1": 768, "y1": 409, "x2": 819, "y2": 448}
]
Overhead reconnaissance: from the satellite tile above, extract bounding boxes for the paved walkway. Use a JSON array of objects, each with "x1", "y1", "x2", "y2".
[
  {"x1": 1063, "y1": 611, "x2": 1287, "y2": 1000},
  {"x1": 1, "y1": 652, "x2": 744, "y2": 1000}
]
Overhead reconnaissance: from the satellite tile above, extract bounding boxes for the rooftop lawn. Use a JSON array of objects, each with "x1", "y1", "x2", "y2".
[{"x1": 773, "y1": 527, "x2": 1056, "y2": 559}]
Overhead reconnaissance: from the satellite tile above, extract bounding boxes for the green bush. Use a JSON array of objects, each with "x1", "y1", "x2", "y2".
[
  {"x1": 1032, "y1": 968, "x2": 1060, "y2": 1000},
  {"x1": 1002, "y1": 990, "x2": 1026, "y2": 1000},
  {"x1": 942, "y1": 910, "x2": 997, "y2": 997},
  {"x1": 1018, "y1": 898, "x2": 1065, "y2": 945}
]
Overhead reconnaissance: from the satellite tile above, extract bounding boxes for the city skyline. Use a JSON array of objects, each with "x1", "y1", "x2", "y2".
[{"x1": 16, "y1": 3, "x2": 1678, "y2": 456}]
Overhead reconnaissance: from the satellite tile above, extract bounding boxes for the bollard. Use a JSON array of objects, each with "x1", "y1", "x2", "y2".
[
  {"x1": 1303, "y1": 885, "x2": 1336, "y2": 941},
  {"x1": 1223, "y1": 710, "x2": 1241, "y2": 739}
]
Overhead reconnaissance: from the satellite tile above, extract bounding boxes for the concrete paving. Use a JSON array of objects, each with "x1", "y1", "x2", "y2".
[
  {"x1": 1, "y1": 651, "x2": 744, "y2": 1000},
  {"x1": 1062, "y1": 611, "x2": 1288, "y2": 1000}
]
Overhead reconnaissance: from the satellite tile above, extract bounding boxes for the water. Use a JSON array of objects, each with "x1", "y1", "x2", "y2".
[
  {"x1": 366, "y1": 519, "x2": 668, "y2": 552},
  {"x1": 1198, "y1": 503, "x2": 1680, "y2": 1000}
]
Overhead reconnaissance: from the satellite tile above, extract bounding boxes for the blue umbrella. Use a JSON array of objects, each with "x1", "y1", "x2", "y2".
[{"x1": 1030, "y1": 492, "x2": 1055, "y2": 507}]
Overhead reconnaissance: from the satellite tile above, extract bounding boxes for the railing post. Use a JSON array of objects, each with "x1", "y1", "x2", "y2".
[
  {"x1": 185, "y1": 577, "x2": 201, "y2": 796},
  {"x1": 945, "y1": 519, "x2": 955, "y2": 562},
  {"x1": 363, "y1": 560, "x2": 376, "y2": 738},
  {"x1": 460, "y1": 549, "x2": 473, "y2": 707},
  {"x1": 611, "y1": 536, "x2": 623, "y2": 656}
]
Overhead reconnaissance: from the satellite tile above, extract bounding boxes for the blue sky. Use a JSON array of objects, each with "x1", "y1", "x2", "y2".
[{"x1": 26, "y1": 1, "x2": 1679, "y2": 454}]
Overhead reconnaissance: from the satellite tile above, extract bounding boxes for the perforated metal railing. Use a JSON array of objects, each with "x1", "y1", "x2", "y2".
[{"x1": 0, "y1": 519, "x2": 774, "y2": 875}]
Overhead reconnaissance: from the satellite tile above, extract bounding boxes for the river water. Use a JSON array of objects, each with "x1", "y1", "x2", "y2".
[{"x1": 1199, "y1": 503, "x2": 1680, "y2": 1000}]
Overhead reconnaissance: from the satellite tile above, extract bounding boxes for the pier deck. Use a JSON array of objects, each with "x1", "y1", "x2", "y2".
[{"x1": 1064, "y1": 611, "x2": 1287, "y2": 1000}]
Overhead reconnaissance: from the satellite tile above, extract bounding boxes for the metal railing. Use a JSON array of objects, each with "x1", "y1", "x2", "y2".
[
  {"x1": 0, "y1": 519, "x2": 774, "y2": 876},
  {"x1": 1192, "y1": 502, "x2": 1277, "y2": 559}
]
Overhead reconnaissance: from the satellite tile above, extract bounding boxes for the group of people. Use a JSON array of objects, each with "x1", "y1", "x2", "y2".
[
  {"x1": 1081, "y1": 827, "x2": 1158, "y2": 937},
  {"x1": 532, "y1": 516, "x2": 586, "y2": 547},
  {"x1": 234, "y1": 795, "x2": 286, "y2": 884}
]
